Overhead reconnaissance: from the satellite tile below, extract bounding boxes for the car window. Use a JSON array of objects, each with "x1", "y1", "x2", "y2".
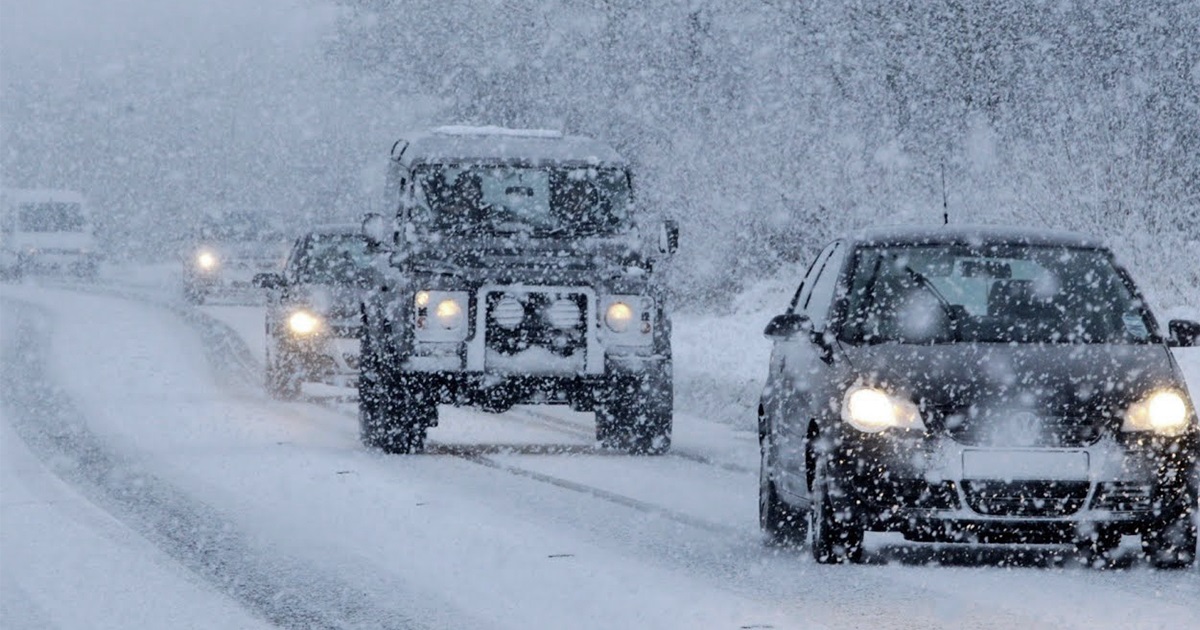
[
  {"x1": 842, "y1": 244, "x2": 1155, "y2": 344},
  {"x1": 789, "y1": 243, "x2": 835, "y2": 313},
  {"x1": 803, "y1": 242, "x2": 845, "y2": 331},
  {"x1": 293, "y1": 234, "x2": 372, "y2": 285}
]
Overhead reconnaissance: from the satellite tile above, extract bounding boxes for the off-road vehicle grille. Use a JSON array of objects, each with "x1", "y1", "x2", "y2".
[{"x1": 484, "y1": 290, "x2": 587, "y2": 358}]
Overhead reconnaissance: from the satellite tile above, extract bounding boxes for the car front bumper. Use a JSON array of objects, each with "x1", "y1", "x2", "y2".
[{"x1": 826, "y1": 431, "x2": 1197, "y2": 542}]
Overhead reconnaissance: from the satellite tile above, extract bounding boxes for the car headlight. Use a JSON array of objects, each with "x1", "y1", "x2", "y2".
[
  {"x1": 287, "y1": 310, "x2": 322, "y2": 336},
  {"x1": 841, "y1": 386, "x2": 925, "y2": 433},
  {"x1": 414, "y1": 290, "x2": 469, "y2": 341},
  {"x1": 196, "y1": 251, "x2": 218, "y2": 271},
  {"x1": 1123, "y1": 390, "x2": 1192, "y2": 436}
]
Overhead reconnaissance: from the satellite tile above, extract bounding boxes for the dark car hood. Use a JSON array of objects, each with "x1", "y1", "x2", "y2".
[{"x1": 841, "y1": 342, "x2": 1182, "y2": 419}]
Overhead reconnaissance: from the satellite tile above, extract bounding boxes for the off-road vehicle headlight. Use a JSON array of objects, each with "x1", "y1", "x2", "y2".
[
  {"x1": 841, "y1": 386, "x2": 925, "y2": 433},
  {"x1": 414, "y1": 290, "x2": 469, "y2": 341},
  {"x1": 601, "y1": 295, "x2": 654, "y2": 345},
  {"x1": 1123, "y1": 390, "x2": 1192, "y2": 436}
]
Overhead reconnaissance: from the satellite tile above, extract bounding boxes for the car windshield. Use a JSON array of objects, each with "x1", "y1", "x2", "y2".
[
  {"x1": 295, "y1": 233, "x2": 372, "y2": 284},
  {"x1": 842, "y1": 244, "x2": 1155, "y2": 344},
  {"x1": 412, "y1": 164, "x2": 632, "y2": 236},
  {"x1": 19, "y1": 202, "x2": 85, "y2": 232}
]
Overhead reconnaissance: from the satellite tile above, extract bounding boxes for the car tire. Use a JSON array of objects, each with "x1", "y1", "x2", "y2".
[
  {"x1": 184, "y1": 282, "x2": 206, "y2": 305},
  {"x1": 595, "y1": 371, "x2": 672, "y2": 455},
  {"x1": 358, "y1": 330, "x2": 432, "y2": 454},
  {"x1": 1074, "y1": 525, "x2": 1121, "y2": 568},
  {"x1": 811, "y1": 455, "x2": 864, "y2": 564},
  {"x1": 265, "y1": 348, "x2": 301, "y2": 400},
  {"x1": 759, "y1": 439, "x2": 808, "y2": 546},
  {"x1": 1141, "y1": 493, "x2": 1197, "y2": 570}
]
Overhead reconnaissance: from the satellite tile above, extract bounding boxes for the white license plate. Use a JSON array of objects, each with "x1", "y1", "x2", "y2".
[{"x1": 962, "y1": 449, "x2": 1089, "y2": 481}]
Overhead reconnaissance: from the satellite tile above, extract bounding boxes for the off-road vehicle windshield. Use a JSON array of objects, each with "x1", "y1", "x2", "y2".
[
  {"x1": 843, "y1": 245, "x2": 1155, "y2": 345},
  {"x1": 413, "y1": 164, "x2": 632, "y2": 236}
]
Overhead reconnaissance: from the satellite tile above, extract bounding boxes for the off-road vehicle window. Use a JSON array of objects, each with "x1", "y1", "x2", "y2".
[
  {"x1": 413, "y1": 165, "x2": 631, "y2": 236},
  {"x1": 843, "y1": 245, "x2": 1154, "y2": 345}
]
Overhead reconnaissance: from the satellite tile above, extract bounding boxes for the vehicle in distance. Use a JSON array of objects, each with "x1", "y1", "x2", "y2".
[
  {"x1": 182, "y1": 210, "x2": 289, "y2": 304},
  {"x1": 758, "y1": 225, "x2": 1199, "y2": 568},
  {"x1": 0, "y1": 188, "x2": 100, "y2": 279},
  {"x1": 359, "y1": 126, "x2": 679, "y2": 454},
  {"x1": 254, "y1": 225, "x2": 376, "y2": 398}
]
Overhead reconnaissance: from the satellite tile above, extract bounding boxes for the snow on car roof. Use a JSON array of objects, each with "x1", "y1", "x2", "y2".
[
  {"x1": 849, "y1": 224, "x2": 1105, "y2": 249},
  {"x1": 393, "y1": 127, "x2": 627, "y2": 167},
  {"x1": 2, "y1": 187, "x2": 87, "y2": 204}
]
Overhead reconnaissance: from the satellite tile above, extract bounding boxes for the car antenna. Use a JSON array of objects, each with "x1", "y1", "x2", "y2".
[{"x1": 940, "y1": 162, "x2": 949, "y2": 225}]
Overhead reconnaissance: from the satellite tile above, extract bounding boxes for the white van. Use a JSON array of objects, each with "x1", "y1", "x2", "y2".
[{"x1": 0, "y1": 188, "x2": 100, "y2": 279}]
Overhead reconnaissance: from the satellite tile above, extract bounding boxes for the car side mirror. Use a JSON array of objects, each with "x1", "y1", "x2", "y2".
[
  {"x1": 362, "y1": 213, "x2": 389, "y2": 248},
  {"x1": 764, "y1": 312, "x2": 812, "y2": 340},
  {"x1": 658, "y1": 220, "x2": 679, "y2": 256},
  {"x1": 1167, "y1": 319, "x2": 1200, "y2": 347},
  {"x1": 253, "y1": 272, "x2": 286, "y2": 290}
]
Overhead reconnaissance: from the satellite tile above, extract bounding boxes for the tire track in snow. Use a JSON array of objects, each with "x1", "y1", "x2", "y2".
[{"x1": 0, "y1": 296, "x2": 427, "y2": 630}]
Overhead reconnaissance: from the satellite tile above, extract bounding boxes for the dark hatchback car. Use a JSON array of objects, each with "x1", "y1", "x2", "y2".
[
  {"x1": 254, "y1": 225, "x2": 377, "y2": 398},
  {"x1": 758, "y1": 226, "x2": 1199, "y2": 567}
]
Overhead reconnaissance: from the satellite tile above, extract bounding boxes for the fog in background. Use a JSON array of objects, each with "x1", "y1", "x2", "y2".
[{"x1": 4, "y1": 0, "x2": 1198, "y2": 309}]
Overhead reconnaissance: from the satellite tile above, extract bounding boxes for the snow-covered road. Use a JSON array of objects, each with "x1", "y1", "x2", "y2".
[{"x1": 2, "y1": 280, "x2": 1198, "y2": 629}]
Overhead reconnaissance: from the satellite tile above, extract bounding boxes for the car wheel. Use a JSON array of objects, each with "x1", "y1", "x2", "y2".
[
  {"x1": 357, "y1": 332, "x2": 432, "y2": 454},
  {"x1": 265, "y1": 348, "x2": 301, "y2": 400},
  {"x1": 1074, "y1": 525, "x2": 1121, "y2": 568},
  {"x1": 759, "y1": 438, "x2": 808, "y2": 546},
  {"x1": 811, "y1": 455, "x2": 864, "y2": 564},
  {"x1": 595, "y1": 371, "x2": 672, "y2": 455},
  {"x1": 1141, "y1": 493, "x2": 1197, "y2": 569},
  {"x1": 184, "y1": 282, "x2": 206, "y2": 305}
]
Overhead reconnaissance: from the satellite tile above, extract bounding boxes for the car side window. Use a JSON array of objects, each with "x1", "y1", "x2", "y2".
[
  {"x1": 803, "y1": 241, "x2": 846, "y2": 331},
  {"x1": 789, "y1": 244, "x2": 835, "y2": 313}
]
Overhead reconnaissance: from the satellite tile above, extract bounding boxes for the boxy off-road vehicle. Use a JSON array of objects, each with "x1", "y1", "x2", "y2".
[{"x1": 358, "y1": 126, "x2": 678, "y2": 454}]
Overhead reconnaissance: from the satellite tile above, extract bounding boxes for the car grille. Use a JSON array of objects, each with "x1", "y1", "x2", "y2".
[
  {"x1": 938, "y1": 411, "x2": 1104, "y2": 448},
  {"x1": 961, "y1": 480, "x2": 1090, "y2": 517},
  {"x1": 484, "y1": 290, "x2": 587, "y2": 358},
  {"x1": 1091, "y1": 482, "x2": 1152, "y2": 513}
]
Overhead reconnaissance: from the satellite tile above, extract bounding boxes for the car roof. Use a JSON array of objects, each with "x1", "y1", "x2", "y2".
[
  {"x1": 307, "y1": 223, "x2": 362, "y2": 237},
  {"x1": 3, "y1": 188, "x2": 87, "y2": 204},
  {"x1": 845, "y1": 224, "x2": 1106, "y2": 250},
  {"x1": 392, "y1": 126, "x2": 627, "y2": 168}
]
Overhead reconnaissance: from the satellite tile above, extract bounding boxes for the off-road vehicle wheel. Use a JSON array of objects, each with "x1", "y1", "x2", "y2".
[
  {"x1": 358, "y1": 334, "x2": 434, "y2": 454},
  {"x1": 595, "y1": 372, "x2": 672, "y2": 455}
]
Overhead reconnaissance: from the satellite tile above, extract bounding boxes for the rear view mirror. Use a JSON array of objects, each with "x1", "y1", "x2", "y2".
[
  {"x1": 253, "y1": 272, "x2": 285, "y2": 290},
  {"x1": 362, "y1": 213, "x2": 388, "y2": 247},
  {"x1": 658, "y1": 220, "x2": 679, "y2": 256},
  {"x1": 1167, "y1": 319, "x2": 1200, "y2": 347},
  {"x1": 764, "y1": 312, "x2": 812, "y2": 340}
]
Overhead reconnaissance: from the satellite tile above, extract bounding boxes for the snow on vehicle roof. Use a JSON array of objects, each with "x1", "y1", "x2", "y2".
[
  {"x1": 2, "y1": 187, "x2": 87, "y2": 204},
  {"x1": 431, "y1": 125, "x2": 564, "y2": 139},
  {"x1": 393, "y1": 127, "x2": 627, "y2": 167},
  {"x1": 849, "y1": 224, "x2": 1105, "y2": 249}
]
